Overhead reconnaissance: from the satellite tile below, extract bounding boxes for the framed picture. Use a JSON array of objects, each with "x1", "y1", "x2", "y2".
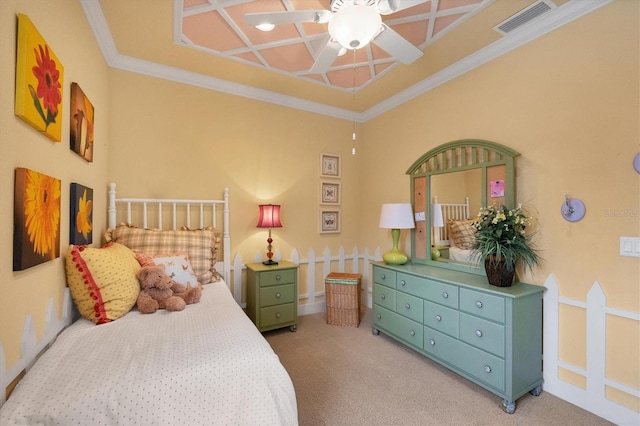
[
  {"x1": 14, "y1": 167, "x2": 61, "y2": 271},
  {"x1": 70, "y1": 183, "x2": 93, "y2": 245},
  {"x1": 15, "y1": 14, "x2": 64, "y2": 142},
  {"x1": 320, "y1": 181, "x2": 341, "y2": 205},
  {"x1": 70, "y1": 83, "x2": 95, "y2": 162},
  {"x1": 320, "y1": 210, "x2": 341, "y2": 234},
  {"x1": 320, "y1": 153, "x2": 341, "y2": 178}
]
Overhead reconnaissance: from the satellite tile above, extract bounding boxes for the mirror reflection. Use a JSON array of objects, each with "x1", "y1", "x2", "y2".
[{"x1": 430, "y1": 170, "x2": 481, "y2": 266}]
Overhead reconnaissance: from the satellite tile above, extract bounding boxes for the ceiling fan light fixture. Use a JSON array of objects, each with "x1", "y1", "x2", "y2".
[
  {"x1": 328, "y1": 5, "x2": 382, "y2": 50},
  {"x1": 255, "y1": 23, "x2": 275, "y2": 31}
]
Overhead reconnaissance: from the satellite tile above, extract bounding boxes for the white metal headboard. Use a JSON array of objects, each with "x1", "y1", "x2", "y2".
[
  {"x1": 107, "y1": 183, "x2": 231, "y2": 286},
  {"x1": 433, "y1": 195, "x2": 470, "y2": 246}
]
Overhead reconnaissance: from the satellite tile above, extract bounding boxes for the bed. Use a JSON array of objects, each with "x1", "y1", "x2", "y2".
[
  {"x1": 0, "y1": 184, "x2": 298, "y2": 425},
  {"x1": 433, "y1": 196, "x2": 479, "y2": 263}
]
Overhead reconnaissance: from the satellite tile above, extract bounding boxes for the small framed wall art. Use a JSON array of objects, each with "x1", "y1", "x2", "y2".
[
  {"x1": 70, "y1": 183, "x2": 93, "y2": 245},
  {"x1": 14, "y1": 167, "x2": 61, "y2": 270},
  {"x1": 320, "y1": 210, "x2": 341, "y2": 234},
  {"x1": 70, "y1": 83, "x2": 95, "y2": 162},
  {"x1": 320, "y1": 153, "x2": 341, "y2": 178},
  {"x1": 320, "y1": 181, "x2": 341, "y2": 205},
  {"x1": 15, "y1": 14, "x2": 64, "y2": 142}
]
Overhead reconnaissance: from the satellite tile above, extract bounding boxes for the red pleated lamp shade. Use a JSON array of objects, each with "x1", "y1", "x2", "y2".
[{"x1": 257, "y1": 204, "x2": 282, "y2": 228}]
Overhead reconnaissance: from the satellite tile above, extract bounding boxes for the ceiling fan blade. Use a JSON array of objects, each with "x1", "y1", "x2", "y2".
[
  {"x1": 309, "y1": 39, "x2": 342, "y2": 74},
  {"x1": 373, "y1": 24, "x2": 423, "y2": 64},
  {"x1": 376, "y1": 0, "x2": 429, "y2": 15},
  {"x1": 245, "y1": 10, "x2": 330, "y2": 27}
]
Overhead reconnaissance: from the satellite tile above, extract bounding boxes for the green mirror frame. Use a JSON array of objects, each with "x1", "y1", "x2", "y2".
[{"x1": 406, "y1": 139, "x2": 520, "y2": 275}]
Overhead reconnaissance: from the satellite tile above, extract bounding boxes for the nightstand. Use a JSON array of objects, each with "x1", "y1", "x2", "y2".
[{"x1": 245, "y1": 261, "x2": 298, "y2": 332}]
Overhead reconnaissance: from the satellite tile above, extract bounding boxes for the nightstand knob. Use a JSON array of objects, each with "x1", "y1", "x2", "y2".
[
  {"x1": 484, "y1": 365, "x2": 492, "y2": 374},
  {"x1": 276, "y1": 312, "x2": 281, "y2": 319},
  {"x1": 404, "y1": 303, "x2": 411, "y2": 310},
  {"x1": 476, "y1": 301, "x2": 483, "y2": 309},
  {"x1": 409, "y1": 330, "x2": 415, "y2": 337},
  {"x1": 435, "y1": 315, "x2": 442, "y2": 322},
  {"x1": 275, "y1": 274, "x2": 281, "y2": 281},
  {"x1": 381, "y1": 294, "x2": 386, "y2": 300},
  {"x1": 442, "y1": 292, "x2": 449, "y2": 299},
  {"x1": 376, "y1": 313, "x2": 382, "y2": 320},
  {"x1": 275, "y1": 292, "x2": 281, "y2": 299},
  {"x1": 400, "y1": 280, "x2": 406, "y2": 286},
  {"x1": 429, "y1": 339, "x2": 436, "y2": 346},
  {"x1": 475, "y1": 329, "x2": 483, "y2": 337}
]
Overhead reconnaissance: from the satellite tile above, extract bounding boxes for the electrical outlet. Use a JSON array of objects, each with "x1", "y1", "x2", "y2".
[{"x1": 619, "y1": 237, "x2": 640, "y2": 257}]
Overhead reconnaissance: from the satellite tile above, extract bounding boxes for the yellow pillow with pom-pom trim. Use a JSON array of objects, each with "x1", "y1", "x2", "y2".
[{"x1": 65, "y1": 242, "x2": 141, "y2": 324}]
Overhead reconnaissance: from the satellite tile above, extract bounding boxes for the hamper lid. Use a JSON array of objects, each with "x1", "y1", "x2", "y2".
[{"x1": 325, "y1": 272, "x2": 362, "y2": 284}]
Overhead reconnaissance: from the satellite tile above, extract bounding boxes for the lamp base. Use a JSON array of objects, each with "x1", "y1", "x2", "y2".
[
  {"x1": 382, "y1": 249, "x2": 408, "y2": 265},
  {"x1": 262, "y1": 259, "x2": 279, "y2": 266}
]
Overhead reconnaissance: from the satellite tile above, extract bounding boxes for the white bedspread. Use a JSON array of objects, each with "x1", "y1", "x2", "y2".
[{"x1": 0, "y1": 282, "x2": 298, "y2": 425}]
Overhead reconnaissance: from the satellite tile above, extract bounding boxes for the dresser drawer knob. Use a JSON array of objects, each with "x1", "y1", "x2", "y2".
[
  {"x1": 442, "y1": 292, "x2": 449, "y2": 299},
  {"x1": 484, "y1": 365, "x2": 492, "y2": 374},
  {"x1": 476, "y1": 301, "x2": 483, "y2": 308},
  {"x1": 376, "y1": 313, "x2": 382, "y2": 320},
  {"x1": 409, "y1": 330, "x2": 415, "y2": 337},
  {"x1": 381, "y1": 294, "x2": 386, "y2": 300},
  {"x1": 276, "y1": 312, "x2": 281, "y2": 318},
  {"x1": 429, "y1": 339, "x2": 436, "y2": 346},
  {"x1": 381, "y1": 274, "x2": 386, "y2": 280},
  {"x1": 435, "y1": 315, "x2": 442, "y2": 322},
  {"x1": 275, "y1": 292, "x2": 281, "y2": 299},
  {"x1": 400, "y1": 280, "x2": 406, "y2": 286},
  {"x1": 404, "y1": 303, "x2": 411, "y2": 310},
  {"x1": 475, "y1": 329, "x2": 483, "y2": 337},
  {"x1": 275, "y1": 274, "x2": 281, "y2": 281}
]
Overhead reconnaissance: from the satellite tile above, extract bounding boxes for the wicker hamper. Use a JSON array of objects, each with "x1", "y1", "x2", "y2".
[{"x1": 325, "y1": 272, "x2": 362, "y2": 327}]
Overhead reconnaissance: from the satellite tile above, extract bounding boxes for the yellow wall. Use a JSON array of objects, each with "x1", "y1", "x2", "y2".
[
  {"x1": 0, "y1": 0, "x2": 638, "y2": 415},
  {"x1": 0, "y1": 0, "x2": 109, "y2": 368}
]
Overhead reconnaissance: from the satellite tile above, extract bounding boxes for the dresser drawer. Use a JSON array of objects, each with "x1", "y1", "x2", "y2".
[
  {"x1": 374, "y1": 305, "x2": 423, "y2": 349},
  {"x1": 260, "y1": 303, "x2": 295, "y2": 328},
  {"x1": 459, "y1": 288, "x2": 505, "y2": 323},
  {"x1": 459, "y1": 312, "x2": 505, "y2": 358},
  {"x1": 373, "y1": 283, "x2": 396, "y2": 310},
  {"x1": 259, "y1": 284, "x2": 295, "y2": 307},
  {"x1": 259, "y1": 268, "x2": 296, "y2": 287},
  {"x1": 373, "y1": 267, "x2": 396, "y2": 288},
  {"x1": 396, "y1": 292, "x2": 423, "y2": 323},
  {"x1": 423, "y1": 300, "x2": 458, "y2": 338}
]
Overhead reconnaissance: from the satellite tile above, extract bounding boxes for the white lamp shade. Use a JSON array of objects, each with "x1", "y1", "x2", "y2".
[
  {"x1": 432, "y1": 203, "x2": 444, "y2": 228},
  {"x1": 379, "y1": 203, "x2": 415, "y2": 229},
  {"x1": 328, "y1": 5, "x2": 381, "y2": 50}
]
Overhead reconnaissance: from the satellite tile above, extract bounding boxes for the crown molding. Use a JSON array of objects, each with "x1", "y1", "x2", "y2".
[{"x1": 80, "y1": 0, "x2": 611, "y2": 124}]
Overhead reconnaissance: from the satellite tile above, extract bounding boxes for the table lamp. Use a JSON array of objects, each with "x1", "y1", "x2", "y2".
[
  {"x1": 257, "y1": 204, "x2": 282, "y2": 265},
  {"x1": 432, "y1": 203, "x2": 444, "y2": 244},
  {"x1": 379, "y1": 203, "x2": 415, "y2": 265}
]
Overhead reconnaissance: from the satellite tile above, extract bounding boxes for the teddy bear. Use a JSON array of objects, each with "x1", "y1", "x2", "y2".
[{"x1": 136, "y1": 264, "x2": 202, "y2": 314}]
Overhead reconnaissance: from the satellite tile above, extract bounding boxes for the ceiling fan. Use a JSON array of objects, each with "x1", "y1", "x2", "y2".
[{"x1": 245, "y1": 0, "x2": 427, "y2": 74}]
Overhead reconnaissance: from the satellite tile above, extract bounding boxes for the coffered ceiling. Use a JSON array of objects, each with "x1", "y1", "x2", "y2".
[{"x1": 81, "y1": 0, "x2": 609, "y2": 120}]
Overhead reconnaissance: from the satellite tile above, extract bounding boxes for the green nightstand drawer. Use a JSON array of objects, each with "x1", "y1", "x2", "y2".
[
  {"x1": 423, "y1": 300, "x2": 458, "y2": 338},
  {"x1": 459, "y1": 312, "x2": 505, "y2": 358},
  {"x1": 259, "y1": 284, "x2": 295, "y2": 307},
  {"x1": 373, "y1": 283, "x2": 396, "y2": 310},
  {"x1": 373, "y1": 305, "x2": 423, "y2": 349},
  {"x1": 396, "y1": 291, "x2": 423, "y2": 323},
  {"x1": 373, "y1": 267, "x2": 396, "y2": 288},
  {"x1": 460, "y1": 288, "x2": 505, "y2": 323},
  {"x1": 260, "y1": 303, "x2": 295, "y2": 328},
  {"x1": 260, "y1": 269, "x2": 296, "y2": 286}
]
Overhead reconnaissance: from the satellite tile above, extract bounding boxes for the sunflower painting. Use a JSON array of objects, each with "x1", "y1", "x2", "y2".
[
  {"x1": 14, "y1": 168, "x2": 61, "y2": 271},
  {"x1": 70, "y1": 83, "x2": 94, "y2": 162},
  {"x1": 15, "y1": 14, "x2": 64, "y2": 142},
  {"x1": 70, "y1": 183, "x2": 93, "y2": 245}
]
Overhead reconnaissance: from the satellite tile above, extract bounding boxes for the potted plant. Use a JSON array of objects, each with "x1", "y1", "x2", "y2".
[{"x1": 472, "y1": 204, "x2": 540, "y2": 287}]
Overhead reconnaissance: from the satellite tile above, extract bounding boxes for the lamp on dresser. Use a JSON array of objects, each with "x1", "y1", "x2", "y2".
[
  {"x1": 379, "y1": 203, "x2": 415, "y2": 265},
  {"x1": 257, "y1": 204, "x2": 282, "y2": 265}
]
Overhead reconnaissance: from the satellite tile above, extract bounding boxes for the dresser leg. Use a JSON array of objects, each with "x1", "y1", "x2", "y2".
[
  {"x1": 372, "y1": 327, "x2": 380, "y2": 335},
  {"x1": 502, "y1": 399, "x2": 516, "y2": 414},
  {"x1": 529, "y1": 385, "x2": 542, "y2": 396},
  {"x1": 289, "y1": 325, "x2": 297, "y2": 332}
]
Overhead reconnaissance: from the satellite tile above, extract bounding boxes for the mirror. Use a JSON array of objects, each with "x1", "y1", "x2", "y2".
[{"x1": 406, "y1": 140, "x2": 520, "y2": 274}]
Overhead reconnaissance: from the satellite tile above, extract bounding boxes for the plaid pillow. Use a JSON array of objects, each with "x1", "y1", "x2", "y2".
[
  {"x1": 448, "y1": 219, "x2": 477, "y2": 250},
  {"x1": 105, "y1": 224, "x2": 221, "y2": 283}
]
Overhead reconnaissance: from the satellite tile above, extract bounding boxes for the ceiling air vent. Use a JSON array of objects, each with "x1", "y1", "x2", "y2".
[{"x1": 493, "y1": 0, "x2": 557, "y2": 36}]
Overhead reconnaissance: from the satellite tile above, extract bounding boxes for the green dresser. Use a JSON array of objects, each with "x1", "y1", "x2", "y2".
[
  {"x1": 372, "y1": 262, "x2": 543, "y2": 413},
  {"x1": 246, "y1": 261, "x2": 298, "y2": 332}
]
